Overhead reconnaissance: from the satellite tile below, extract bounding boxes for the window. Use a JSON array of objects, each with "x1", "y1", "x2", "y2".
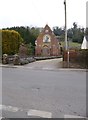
[{"x1": 43, "y1": 34, "x2": 51, "y2": 43}]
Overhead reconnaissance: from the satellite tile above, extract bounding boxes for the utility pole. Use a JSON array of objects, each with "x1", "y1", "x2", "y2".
[
  {"x1": 64, "y1": 0, "x2": 69, "y2": 67},
  {"x1": 64, "y1": 0, "x2": 68, "y2": 51}
]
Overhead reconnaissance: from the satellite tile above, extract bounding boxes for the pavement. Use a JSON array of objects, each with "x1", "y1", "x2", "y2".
[
  {"x1": 0, "y1": 65, "x2": 87, "y2": 72},
  {"x1": 0, "y1": 58, "x2": 87, "y2": 72}
]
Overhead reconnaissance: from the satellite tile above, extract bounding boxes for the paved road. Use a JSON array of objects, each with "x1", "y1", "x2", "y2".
[
  {"x1": 24, "y1": 58, "x2": 63, "y2": 69},
  {"x1": 1, "y1": 59, "x2": 87, "y2": 118}
]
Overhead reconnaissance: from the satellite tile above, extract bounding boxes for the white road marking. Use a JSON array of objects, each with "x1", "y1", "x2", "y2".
[
  {"x1": 42, "y1": 67, "x2": 53, "y2": 70},
  {"x1": 0, "y1": 105, "x2": 52, "y2": 118},
  {"x1": 1, "y1": 105, "x2": 86, "y2": 119},
  {"x1": 0, "y1": 117, "x2": 2, "y2": 120},
  {"x1": 64, "y1": 114, "x2": 85, "y2": 118},
  {"x1": 0, "y1": 105, "x2": 19, "y2": 112},
  {"x1": 27, "y1": 109, "x2": 52, "y2": 118}
]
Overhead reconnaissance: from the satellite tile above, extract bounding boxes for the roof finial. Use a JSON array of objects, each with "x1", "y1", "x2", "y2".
[{"x1": 46, "y1": 22, "x2": 48, "y2": 26}]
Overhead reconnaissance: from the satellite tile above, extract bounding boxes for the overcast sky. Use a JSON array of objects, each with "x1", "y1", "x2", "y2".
[{"x1": 0, "y1": 0, "x2": 87, "y2": 29}]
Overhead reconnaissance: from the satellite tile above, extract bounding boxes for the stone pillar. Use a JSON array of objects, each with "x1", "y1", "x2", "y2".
[
  {"x1": 19, "y1": 43, "x2": 28, "y2": 58},
  {"x1": 2, "y1": 54, "x2": 9, "y2": 64},
  {"x1": 13, "y1": 54, "x2": 20, "y2": 65}
]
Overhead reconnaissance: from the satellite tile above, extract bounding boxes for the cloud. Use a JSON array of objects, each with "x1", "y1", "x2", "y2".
[{"x1": 0, "y1": 0, "x2": 87, "y2": 28}]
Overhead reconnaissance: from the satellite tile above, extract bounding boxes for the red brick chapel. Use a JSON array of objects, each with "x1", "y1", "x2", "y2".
[{"x1": 35, "y1": 24, "x2": 60, "y2": 56}]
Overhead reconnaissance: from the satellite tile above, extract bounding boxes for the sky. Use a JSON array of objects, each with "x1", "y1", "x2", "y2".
[{"x1": 0, "y1": 0, "x2": 87, "y2": 29}]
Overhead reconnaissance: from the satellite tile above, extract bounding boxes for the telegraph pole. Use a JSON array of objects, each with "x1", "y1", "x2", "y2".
[
  {"x1": 64, "y1": 0, "x2": 69, "y2": 67},
  {"x1": 64, "y1": 0, "x2": 68, "y2": 51}
]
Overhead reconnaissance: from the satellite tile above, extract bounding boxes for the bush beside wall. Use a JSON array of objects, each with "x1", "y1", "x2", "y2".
[{"x1": 63, "y1": 49, "x2": 88, "y2": 68}]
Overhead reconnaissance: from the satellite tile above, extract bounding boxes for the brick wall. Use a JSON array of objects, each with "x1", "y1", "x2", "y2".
[{"x1": 35, "y1": 24, "x2": 60, "y2": 56}]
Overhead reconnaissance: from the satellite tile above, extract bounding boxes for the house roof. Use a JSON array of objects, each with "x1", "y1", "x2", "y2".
[
  {"x1": 42, "y1": 24, "x2": 52, "y2": 33},
  {"x1": 81, "y1": 36, "x2": 88, "y2": 49}
]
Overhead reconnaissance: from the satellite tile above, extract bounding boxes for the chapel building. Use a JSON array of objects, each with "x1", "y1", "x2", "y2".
[{"x1": 35, "y1": 24, "x2": 60, "y2": 56}]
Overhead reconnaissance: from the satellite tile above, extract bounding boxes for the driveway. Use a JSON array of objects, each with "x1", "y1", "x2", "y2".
[{"x1": 24, "y1": 58, "x2": 63, "y2": 70}]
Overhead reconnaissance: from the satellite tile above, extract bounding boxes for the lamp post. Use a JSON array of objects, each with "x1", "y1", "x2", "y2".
[{"x1": 64, "y1": 0, "x2": 69, "y2": 67}]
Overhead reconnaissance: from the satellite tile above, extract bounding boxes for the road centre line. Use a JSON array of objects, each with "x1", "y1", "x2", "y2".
[
  {"x1": 0, "y1": 105, "x2": 87, "y2": 118},
  {"x1": 0, "y1": 105, "x2": 20, "y2": 112},
  {"x1": 0, "y1": 105, "x2": 52, "y2": 118},
  {"x1": 27, "y1": 109, "x2": 52, "y2": 118}
]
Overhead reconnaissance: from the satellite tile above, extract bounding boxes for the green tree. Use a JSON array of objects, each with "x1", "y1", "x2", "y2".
[
  {"x1": 27, "y1": 43, "x2": 34, "y2": 55},
  {"x1": 53, "y1": 26, "x2": 65, "y2": 41},
  {"x1": 72, "y1": 22, "x2": 84, "y2": 43},
  {"x1": 85, "y1": 28, "x2": 88, "y2": 35},
  {"x1": 4, "y1": 26, "x2": 40, "y2": 46},
  {"x1": 3, "y1": 26, "x2": 40, "y2": 55},
  {"x1": 1, "y1": 30, "x2": 23, "y2": 55}
]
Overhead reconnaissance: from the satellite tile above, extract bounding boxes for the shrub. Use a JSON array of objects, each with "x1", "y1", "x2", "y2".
[{"x1": 1, "y1": 30, "x2": 23, "y2": 55}]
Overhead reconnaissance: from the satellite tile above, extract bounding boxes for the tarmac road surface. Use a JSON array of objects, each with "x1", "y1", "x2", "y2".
[{"x1": 0, "y1": 58, "x2": 87, "y2": 118}]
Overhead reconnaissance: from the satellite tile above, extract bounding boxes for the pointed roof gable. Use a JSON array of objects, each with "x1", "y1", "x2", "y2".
[
  {"x1": 36, "y1": 24, "x2": 58, "y2": 42},
  {"x1": 42, "y1": 24, "x2": 52, "y2": 33},
  {"x1": 81, "y1": 36, "x2": 88, "y2": 49}
]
